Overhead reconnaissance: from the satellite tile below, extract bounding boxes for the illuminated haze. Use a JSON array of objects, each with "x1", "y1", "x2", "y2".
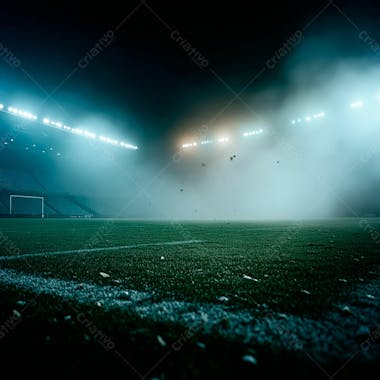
[
  {"x1": 83, "y1": 61, "x2": 380, "y2": 220},
  {"x1": 2, "y1": 2, "x2": 380, "y2": 220}
]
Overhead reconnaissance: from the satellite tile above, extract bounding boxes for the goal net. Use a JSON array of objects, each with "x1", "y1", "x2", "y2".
[{"x1": 9, "y1": 195, "x2": 45, "y2": 218}]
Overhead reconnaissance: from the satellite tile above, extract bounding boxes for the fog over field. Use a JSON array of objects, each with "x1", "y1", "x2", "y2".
[
  {"x1": 93, "y1": 61, "x2": 380, "y2": 220},
  {"x1": 12, "y1": 33, "x2": 377, "y2": 221}
]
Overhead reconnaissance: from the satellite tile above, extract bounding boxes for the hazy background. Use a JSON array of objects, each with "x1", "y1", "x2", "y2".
[{"x1": 1, "y1": 0, "x2": 380, "y2": 219}]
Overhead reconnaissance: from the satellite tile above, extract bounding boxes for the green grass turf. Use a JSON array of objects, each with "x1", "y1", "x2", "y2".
[{"x1": 1, "y1": 218, "x2": 379, "y2": 315}]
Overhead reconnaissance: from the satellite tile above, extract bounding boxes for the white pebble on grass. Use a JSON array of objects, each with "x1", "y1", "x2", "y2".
[
  {"x1": 13, "y1": 310, "x2": 21, "y2": 318},
  {"x1": 243, "y1": 274, "x2": 259, "y2": 282},
  {"x1": 242, "y1": 354, "x2": 257, "y2": 365},
  {"x1": 341, "y1": 306, "x2": 352, "y2": 314},
  {"x1": 357, "y1": 326, "x2": 370, "y2": 336},
  {"x1": 157, "y1": 335, "x2": 167, "y2": 347}
]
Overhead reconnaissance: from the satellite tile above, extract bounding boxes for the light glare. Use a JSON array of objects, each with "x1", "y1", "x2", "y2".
[
  {"x1": 350, "y1": 100, "x2": 363, "y2": 108},
  {"x1": 0, "y1": 101, "x2": 137, "y2": 150},
  {"x1": 243, "y1": 129, "x2": 264, "y2": 137}
]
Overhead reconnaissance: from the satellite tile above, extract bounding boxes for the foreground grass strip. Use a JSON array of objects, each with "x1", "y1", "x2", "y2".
[
  {"x1": 0, "y1": 240, "x2": 206, "y2": 261},
  {"x1": 0, "y1": 268, "x2": 379, "y2": 362}
]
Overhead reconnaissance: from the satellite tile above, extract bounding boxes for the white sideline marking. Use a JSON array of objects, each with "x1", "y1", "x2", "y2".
[
  {"x1": 1, "y1": 267, "x2": 380, "y2": 359},
  {"x1": 0, "y1": 240, "x2": 206, "y2": 261}
]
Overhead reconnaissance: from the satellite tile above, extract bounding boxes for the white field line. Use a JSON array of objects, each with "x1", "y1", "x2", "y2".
[
  {"x1": 0, "y1": 240, "x2": 206, "y2": 261},
  {"x1": 1, "y1": 267, "x2": 379, "y2": 359}
]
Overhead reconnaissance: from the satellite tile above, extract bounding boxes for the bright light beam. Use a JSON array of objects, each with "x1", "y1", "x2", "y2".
[
  {"x1": 0, "y1": 102, "x2": 138, "y2": 150},
  {"x1": 243, "y1": 129, "x2": 264, "y2": 137},
  {"x1": 7, "y1": 106, "x2": 37, "y2": 120},
  {"x1": 350, "y1": 100, "x2": 364, "y2": 108},
  {"x1": 182, "y1": 142, "x2": 197, "y2": 149}
]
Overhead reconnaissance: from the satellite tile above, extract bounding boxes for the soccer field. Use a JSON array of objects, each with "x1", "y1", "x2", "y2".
[{"x1": 0, "y1": 218, "x2": 379, "y2": 379}]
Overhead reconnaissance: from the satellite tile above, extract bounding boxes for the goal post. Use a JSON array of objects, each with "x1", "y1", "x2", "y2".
[{"x1": 9, "y1": 195, "x2": 45, "y2": 218}]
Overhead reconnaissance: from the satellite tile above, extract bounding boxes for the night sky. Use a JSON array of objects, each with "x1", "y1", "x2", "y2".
[{"x1": 1, "y1": 0, "x2": 379, "y2": 152}]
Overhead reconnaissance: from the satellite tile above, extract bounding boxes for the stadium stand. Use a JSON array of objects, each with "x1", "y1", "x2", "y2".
[
  {"x1": 0, "y1": 168, "x2": 93, "y2": 217},
  {"x1": 0, "y1": 165, "x2": 127, "y2": 217},
  {"x1": 0, "y1": 168, "x2": 44, "y2": 193},
  {"x1": 47, "y1": 196, "x2": 90, "y2": 217},
  {"x1": 0, "y1": 114, "x2": 138, "y2": 218},
  {"x1": 34, "y1": 173, "x2": 78, "y2": 195},
  {"x1": 70, "y1": 195, "x2": 121, "y2": 217},
  {"x1": 0, "y1": 199, "x2": 8, "y2": 214}
]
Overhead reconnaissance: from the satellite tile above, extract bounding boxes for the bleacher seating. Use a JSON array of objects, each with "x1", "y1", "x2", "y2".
[
  {"x1": 0, "y1": 168, "x2": 44, "y2": 193},
  {"x1": 47, "y1": 196, "x2": 89, "y2": 216},
  {"x1": 0, "y1": 168, "x2": 91, "y2": 216},
  {"x1": 70, "y1": 195, "x2": 119, "y2": 217},
  {"x1": 0, "y1": 200, "x2": 8, "y2": 214},
  {"x1": 0, "y1": 167, "x2": 127, "y2": 217}
]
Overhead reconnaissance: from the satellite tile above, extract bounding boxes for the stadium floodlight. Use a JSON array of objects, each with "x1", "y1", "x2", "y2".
[
  {"x1": 350, "y1": 100, "x2": 363, "y2": 108},
  {"x1": 243, "y1": 129, "x2": 264, "y2": 137},
  {"x1": 200, "y1": 140, "x2": 213, "y2": 145},
  {"x1": 97, "y1": 135, "x2": 137, "y2": 149},
  {"x1": 43, "y1": 118, "x2": 65, "y2": 129},
  {"x1": 84, "y1": 131, "x2": 96, "y2": 139},
  {"x1": 72, "y1": 128, "x2": 84, "y2": 135},
  {"x1": 182, "y1": 142, "x2": 197, "y2": 149},
  {"x1": 313, "y1": 112, "x2": 325, "y2": 119},
  {"x1": 217, "y1": 137, "x2": 229, "y2": 143},
  {"x1": 0, "y1": 101, "x2": 138, "y2": 150},
  {"x1": 7, "y1": 106, "x2": 37, "y2": 120},
  {"x1": 291, "y1": 112, "x2": 325, "y2": 125},
  {"x1": 120, "y1": 142, "x2": 138, "y2": 150}
]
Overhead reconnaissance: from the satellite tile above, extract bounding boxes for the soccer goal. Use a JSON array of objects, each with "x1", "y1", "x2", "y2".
[{"x1": 9, "y1": 195, "x2": 45, "y2": 218}]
